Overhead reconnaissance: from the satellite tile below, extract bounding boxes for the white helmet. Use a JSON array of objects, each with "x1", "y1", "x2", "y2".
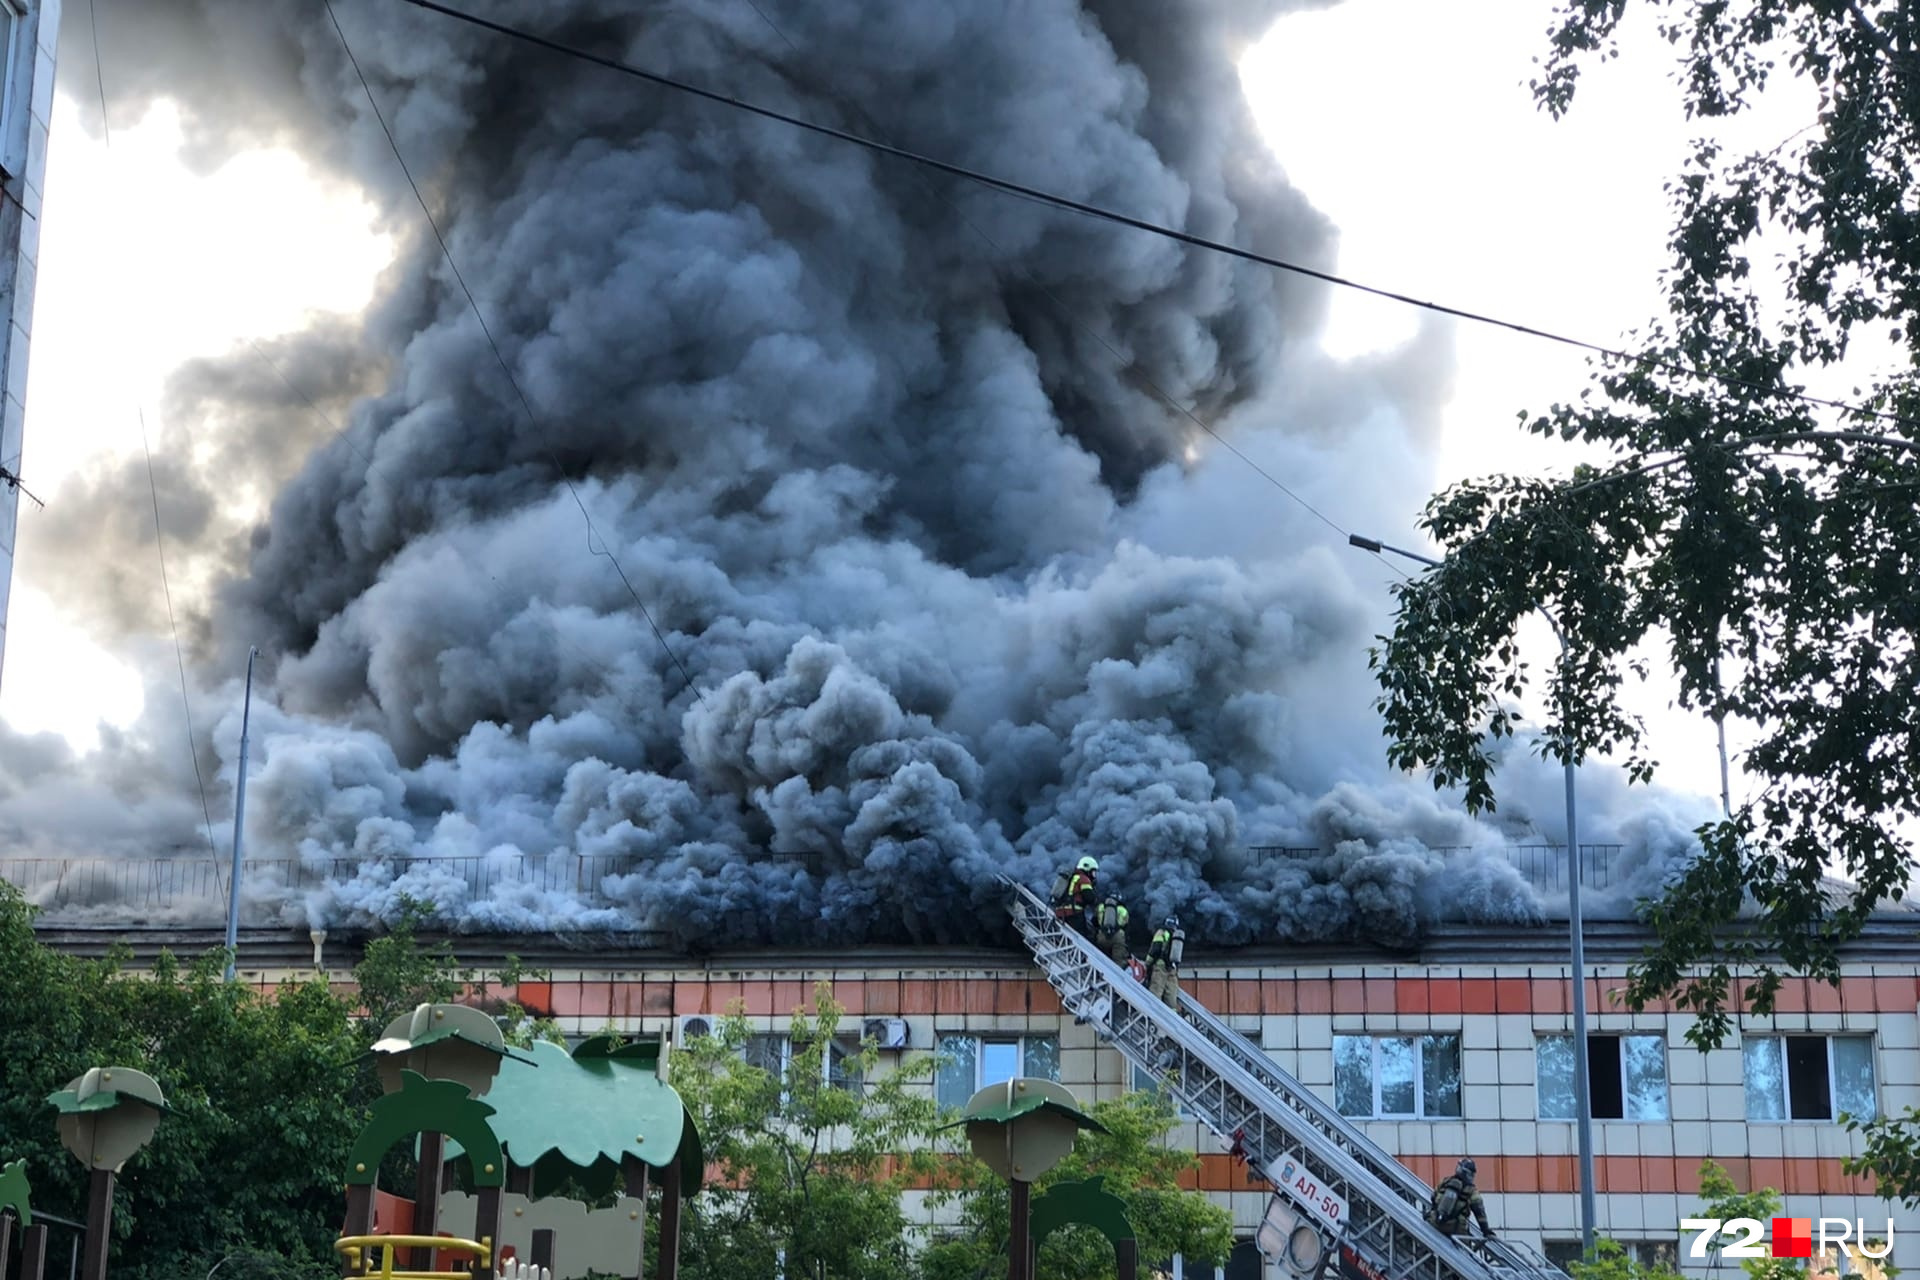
[{"x1": 1077, "y1": 856, "x2": 1099, "y2": 872}]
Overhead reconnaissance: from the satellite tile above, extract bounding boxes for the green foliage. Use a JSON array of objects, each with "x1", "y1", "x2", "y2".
[
  {"x1": 1368, "y1": 0, "x2": 1920, "y2": 1048},
  {"x1": 1696, "y1": 1161, "x2": 1804, "y2": 1280},
  {"x1": 669, "y1": 983, "x2": 945, "y2": 1280},
  {"x1": 921, "y1": 1088, "x2": 1233, "y2": 1280},
  {"x1": 0, "y1": 882, "x2": 540, "y2": 1277},
  {"x1": 1844, "y1": 1105, "x2": 1920, "y2": 1204},
  {"x1": 1568, "y1": 1238, "x2": 1686, "y2": 1280}
]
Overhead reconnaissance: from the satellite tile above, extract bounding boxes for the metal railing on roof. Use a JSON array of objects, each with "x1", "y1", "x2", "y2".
[
  {"x1": 0, "y1": 842, "x2": 1631, "y2": 928},
  {"x1": 1245, "y1": 843, "x2": 1624, "y2": 891}
]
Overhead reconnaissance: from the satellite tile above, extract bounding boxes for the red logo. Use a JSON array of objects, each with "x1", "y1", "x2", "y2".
[{"x1": 1772, "y1": 1218, "x2": 1812, "y2": 1258}]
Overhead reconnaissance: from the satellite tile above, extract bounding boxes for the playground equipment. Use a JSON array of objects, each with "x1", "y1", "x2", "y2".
[
  {"x1": 961, "y1": 1078, "x2": 1106, "y2": 1280},
  {"x1": 343, "y1": 1006, "x2": 701, "y2": 1280},
  {"x1": 1, "y1": 1067, "x2": 170, "y2": 1280},
  {"x1": 1030, "y1": 1177, "x2": 1139, "y2": 1280}
]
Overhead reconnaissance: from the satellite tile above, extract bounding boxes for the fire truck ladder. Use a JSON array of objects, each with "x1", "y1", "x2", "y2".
[{"x1": 1005, "y1": 879, "x2": 1570, "y2": 1280}]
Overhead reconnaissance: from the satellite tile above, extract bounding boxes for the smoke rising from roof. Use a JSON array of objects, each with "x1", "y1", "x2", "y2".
[{"x1": 6, "y1": 0, "x2": 1716, "y2": 947}]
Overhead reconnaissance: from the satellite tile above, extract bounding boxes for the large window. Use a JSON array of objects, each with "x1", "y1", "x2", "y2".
[
  {"x1": 1537, "y1": 1034, "x2": 1669, "y2": 1121},
  {"x1": 1547, "y1": 1241, "x2": 1676, "y2": 1272},
  {"x1": 936, "y1": 1035, "x2": 1060, "y2": 1109},
  {"x1": 1334, "y1": 1035, "x2": 1461, "y2": 1119},
  {"x1": 0, "y1": 1, "x2": 20, "y2": 180},
  {"x1": 741, "y1": 1033, "x2": 864, "y2": 1096},
  {"x1": 1744, "y1": 1035, "x2": 1876, "y2": 1121}
]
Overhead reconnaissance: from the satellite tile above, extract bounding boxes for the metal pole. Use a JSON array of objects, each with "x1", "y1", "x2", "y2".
[
  {"x1": 1564, "y1": 744, "x2": 1597, "y2": 1255},
  {"x1": 1351, "y1": 534, "x2": 1598, "y2": 1252},
  {"x1": 223, "y1": 647, "x2": 258, "y2": 983},
  {"x1": 1713, "y1": 656, "x2": 1733, "y2": 819}
]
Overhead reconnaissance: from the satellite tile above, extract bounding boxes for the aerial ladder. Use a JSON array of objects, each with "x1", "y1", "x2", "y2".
[{"x1": 1004, "y1": 879, "x2": 1571, "y2": 1280}]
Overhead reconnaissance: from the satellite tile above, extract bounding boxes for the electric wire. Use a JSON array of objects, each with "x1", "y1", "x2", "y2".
[
  {"x1": 730, "y1": 0, "x2": 1359, "y2": 550},
  {"x1": 393, "y1": 0, "x2": 1920, "y2": 440},
  {"x1": 323, "y1": 0, "x2": 705, "y2": 706},
  {"x1": 86, "y1": 0, "x2": 223, "y2": 865}
]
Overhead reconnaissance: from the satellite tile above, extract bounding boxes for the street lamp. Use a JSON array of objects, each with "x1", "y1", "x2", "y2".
[{"x1": 1350, "y1": 533, "x2": 1597, "y2": 1256}]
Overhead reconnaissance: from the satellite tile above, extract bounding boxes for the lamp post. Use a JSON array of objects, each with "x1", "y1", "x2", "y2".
[
  {"x1": 1350, "y1": 533, "x2": 1596, "y2": 1255},
  {"x1": 223, "y1": 647, "x2": 258, "y2": 984}
]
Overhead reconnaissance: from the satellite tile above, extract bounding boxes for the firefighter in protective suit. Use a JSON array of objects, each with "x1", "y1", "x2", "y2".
[
  {"x1": 1052, "y1": 856, "x2": 1100, "y2": 936},
  {"x1": 1427, "y1": 1158, "x2": 1494, "y2": 1238},
  {"x1": 1145, "y1": 915, "x2": 1183, "y2": 1008},
  {"x1": 1094, "y1": 894, "x2": 1130, "y2": 965}
]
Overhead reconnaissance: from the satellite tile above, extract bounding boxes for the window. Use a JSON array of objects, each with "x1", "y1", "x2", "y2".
[
  {"x1": 1333, "y1": 1035, "x2": 1461, "y2": 1118},
  {"x1": 0, "y1": 1, "x2": 20, "y2": 180},
  {"x1": 740, "y1": 1033, "x2": 864, "y2": 1095},
  {"x1": 1744, "y1": 1035, "x2": 1876, "y2": 1121},
  {"x1": 1537, "y1": 1035, "x2": 1669, "y2": 1121},
  {"x1": 1546, "y1": 1241, "x2": 1677, "y2": 1272},
  {"x1": 936, "y1": 1034, "x2": 1061, "y2": 1109},
  {"x1": 1133, "y1": 1029, "x2": 1257, "y2": 1116}
]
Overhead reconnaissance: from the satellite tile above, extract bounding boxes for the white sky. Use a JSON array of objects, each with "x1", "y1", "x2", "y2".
[{"x1": 0, "y1": 0, "x2": 1832, "y2": 820}]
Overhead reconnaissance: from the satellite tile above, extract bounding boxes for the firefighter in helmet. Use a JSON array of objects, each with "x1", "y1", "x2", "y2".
[
  {"x1": 1428, "y1": 1158, "x2": 1494, "y2": 1239},
  {"x1": 1145, "y1": 913, "x2": 1183, "y2": 1008},
  {"x1": 1052, "y1": 856, "x2": 1100, "y2": 936},
  {"x1": 1094, "y1": 893, "x2": 1130, "y2": 965}
]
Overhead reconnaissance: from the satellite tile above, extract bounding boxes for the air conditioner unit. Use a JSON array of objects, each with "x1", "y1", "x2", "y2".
[
  {"x1": 679, "y1": 1015, "x2": 712, "y2": 1044},
  {"x1": 862, "y1": 1017, "x2": 910, "y2": 1050}
]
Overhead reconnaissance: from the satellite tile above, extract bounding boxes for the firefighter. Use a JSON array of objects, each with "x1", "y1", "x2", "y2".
[
  {"x1": 1094, "y1": 893, "x2": 1130, "y2": 964},
  {"x1": 1145, "y1": 914, "x2": 1183, "y2": 1008},
  {"x1": 1052, "y1": 856, "x2": 1100, "y2": 935},
  {"x1": 1427, "y1": 1158, "x2": 1494, "y2": 1239}
]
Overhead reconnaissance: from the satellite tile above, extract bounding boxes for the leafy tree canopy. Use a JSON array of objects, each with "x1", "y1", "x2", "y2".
[
  {"x1": 667, "y1": 987, "x2": 946, "y2": 1280},
  {"x1": 921, "y1": 1085, "x2": 1233, "y2": 1280},
  {"x1": 1370, "y1": 0, "x2": 1920, "y2": 1048},
  {"x1": 0, "y1": 887, "x2": 549, "y2": 1279}
]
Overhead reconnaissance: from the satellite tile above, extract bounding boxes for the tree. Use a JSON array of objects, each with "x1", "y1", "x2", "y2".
[
  {"x1": 669, "y1": 986, "x2": 947, "y2": 1280},
  {"x1": 0, "y1": 883, "x2": 547, "y2": 1278},
  {"x1": 920, "y1": 1087, "x2": 1233, "y2": 1280},
  {"x1": 1368, "y1": 0, "x2": 1920, "y2": 1049},
  {"x1": 1571, "y1": 1161, "x2": 1801, "y2": 1280}
]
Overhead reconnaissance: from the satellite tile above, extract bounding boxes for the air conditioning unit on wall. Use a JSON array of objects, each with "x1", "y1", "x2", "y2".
[
  {"x1": 863, "y1": 1017, "x2": 910, "y2": 1050},
  {"x1": 679, "y1": 1015, "x2": 712, "y2": 1044}
]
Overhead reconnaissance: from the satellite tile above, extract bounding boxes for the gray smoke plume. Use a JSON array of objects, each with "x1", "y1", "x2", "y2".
[{"x1": 5, "y1": 0, "x2": 1717, "y2": 947}]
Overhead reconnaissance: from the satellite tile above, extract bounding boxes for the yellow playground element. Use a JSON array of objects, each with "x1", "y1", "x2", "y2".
[{"x1": 333, "y1": 1233, "x2": 492, "y2": 1280}]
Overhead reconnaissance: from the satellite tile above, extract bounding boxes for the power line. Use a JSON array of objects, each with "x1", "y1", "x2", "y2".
[
  {"x1": 323, "y1": 0, "x2": 704, "y2": 706},
  {"x1": 729, "y1": 0, "x2": 1354, "y2": 546},
  {"x1": 85, "y1": 0, "x2": 223, "y2": 864},
  {"x1": 393, "y1": 0, "x2": 1920, "y2": 439}
]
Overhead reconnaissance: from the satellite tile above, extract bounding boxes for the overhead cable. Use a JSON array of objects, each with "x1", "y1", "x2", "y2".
[
  {"x1": 324, "y1": 0, "x2": 705, "y2": 705},
  {"x1": 394, "y1": 0, "x2": 1920, "y2": 439}
]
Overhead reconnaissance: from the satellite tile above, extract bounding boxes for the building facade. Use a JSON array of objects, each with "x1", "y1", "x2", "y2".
[
  {"x1": 0, "y1": 0, "x2": 58, "y2": 683},
  {"x1": 186, "y1": 915, "x2": 1920, "y2": 1280}
]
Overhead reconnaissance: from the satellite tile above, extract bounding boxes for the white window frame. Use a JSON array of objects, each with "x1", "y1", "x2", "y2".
[
  {"x1": 1334, "y1": 1033, "x2": 1462, "y2": 1120},
  {"x1": 936, "y1": 1033, "x2": 1059, "y2": 1108},
  {"x1": 0, "y1": 0, "x2": 26, "y2": 181},
  {"x1": 1535, "y1": 1033, "x2": 1670, "y2": 1122},
  {"x1": 742, "y1": 1032, "x2": 864, "y2": 1096},
  {"x1": 1743, "y1": 1033, "x2": 1877, "y2": 1123},
  {"x1": 1546, "y1": 1240, "x2": 1677, "y2": 1272},
  {"x1": 1134, "y1": 1028, "x2": 1258, "y2": 1117}
]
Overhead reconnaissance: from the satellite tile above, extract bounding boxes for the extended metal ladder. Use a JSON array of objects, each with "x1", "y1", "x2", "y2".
[{"x1": 1005, "y1": 879, "x2": 1570, "y2": 1280}]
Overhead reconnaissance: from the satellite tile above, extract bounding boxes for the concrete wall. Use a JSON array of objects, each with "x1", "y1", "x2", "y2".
[{"x1": 0, "y1": 0, "x2": 59, "y2": 683}]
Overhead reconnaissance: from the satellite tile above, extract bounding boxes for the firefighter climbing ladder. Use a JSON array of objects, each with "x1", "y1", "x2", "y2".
[{"x1": 1003, "y1": 879, "x2": 1571, "y2": 1280}]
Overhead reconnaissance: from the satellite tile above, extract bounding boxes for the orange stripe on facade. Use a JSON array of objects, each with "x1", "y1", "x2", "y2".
[{"x1": 517, "y1": 973, "x2": 1920, "y2": 1019}]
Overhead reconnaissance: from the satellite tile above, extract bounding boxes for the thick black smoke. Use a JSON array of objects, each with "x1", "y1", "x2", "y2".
[{"x1": 7, "y1": 0, "x2": 1714, "y2": 946}]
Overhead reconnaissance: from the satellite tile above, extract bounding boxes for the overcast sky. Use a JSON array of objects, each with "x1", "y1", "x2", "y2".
[{"x1": 2, "y1": 0, "x2": 1824, "y2": 823}]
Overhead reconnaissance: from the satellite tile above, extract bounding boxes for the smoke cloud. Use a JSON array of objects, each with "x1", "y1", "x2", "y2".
[{"x1": 5, "y1": 0, "x2": 1716, "y2": 948}]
